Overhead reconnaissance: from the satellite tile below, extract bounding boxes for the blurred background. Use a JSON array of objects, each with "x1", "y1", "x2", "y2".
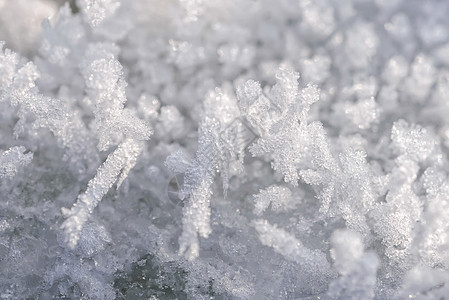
[{"x1": 0, "y1": 0, "x2": 77, "y2": 55}]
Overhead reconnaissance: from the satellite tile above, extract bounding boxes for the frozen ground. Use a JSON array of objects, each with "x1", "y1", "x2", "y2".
[{"x1": 1, "y1": 0, "x2": 449, "y2": 299}]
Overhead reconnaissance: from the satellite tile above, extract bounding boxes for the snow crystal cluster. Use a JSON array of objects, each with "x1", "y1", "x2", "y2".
[{"x1": 1, "y1": 0, "x2": 449, "y2": 298}]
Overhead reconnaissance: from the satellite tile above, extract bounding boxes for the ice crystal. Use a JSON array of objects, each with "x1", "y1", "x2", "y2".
[
  {"x1": 174, "y1": 117, "x2": 220, "y2": 260},
  {"x1": 2, "y1": 0, "x2": 449, "y2": 298},
  {"x1": 253, "y1": 185, "x2": 293, "y2": 216},
  {"x1": 254, "y1": 219, "x2": 334, "y2": 291},
  {"x1": 77, "y1": 0, "x2": 120, "y2": 28},
  {"x1": 62, "y1": 43, "x2": 152, "y2": 248},
  {"x1": 61, "y1": 138, "x2": 145, "y2": 249},
  {"x1": 238, "y1": 66, "x2": 323, "y2": 186}
]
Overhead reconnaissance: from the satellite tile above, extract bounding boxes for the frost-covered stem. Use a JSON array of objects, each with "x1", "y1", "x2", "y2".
[{"x1": 61, "y1": 138, "x2": 143, "y2": 249}]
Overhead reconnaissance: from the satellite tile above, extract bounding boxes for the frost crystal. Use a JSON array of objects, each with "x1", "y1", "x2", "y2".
[
  {"x1": 2, "y1": 0, "x2": 449, "y2": 298},
  {"x1": 176, "y1": 117, "x2": 219, "y2": 260},
  {"x1": 254, "y1": 219, "x2": 334, "y2": 291},
  {"x1": 62, "y1": 43, "x2": 151, "y2": 248},
  {"x1": 61, "y1": 139, "x2": 145, "y2": 249},
  {"x1": 77, "y1": 0, "x2": 120, "y2": 28},
  {"x1": 344, "y1": 97, "x2": 379, "y2": 129},
  {"x1": 253, "y1": 185, "x2": 293, "y2": 216},
  {"x1": 391, "y1": 120, "x2": 435, "y2": 162},
  {"x1": 238, "y1": 66, "x2": 323, "y2": 186}
]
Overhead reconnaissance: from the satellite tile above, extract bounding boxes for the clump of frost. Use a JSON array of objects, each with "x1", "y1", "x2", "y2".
[
  {"x1": 253, "y1": 185, "x2": 293, "y2": 216},
  {"x1": 77, "y1": 0, "x2": 120, "y2": 28},
  {"x1": 328, "y1": 229, "x2": 379, "y2": 299},
  {"x1": 0, "y1": 146, "x2": 33, "y2": 179}
]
